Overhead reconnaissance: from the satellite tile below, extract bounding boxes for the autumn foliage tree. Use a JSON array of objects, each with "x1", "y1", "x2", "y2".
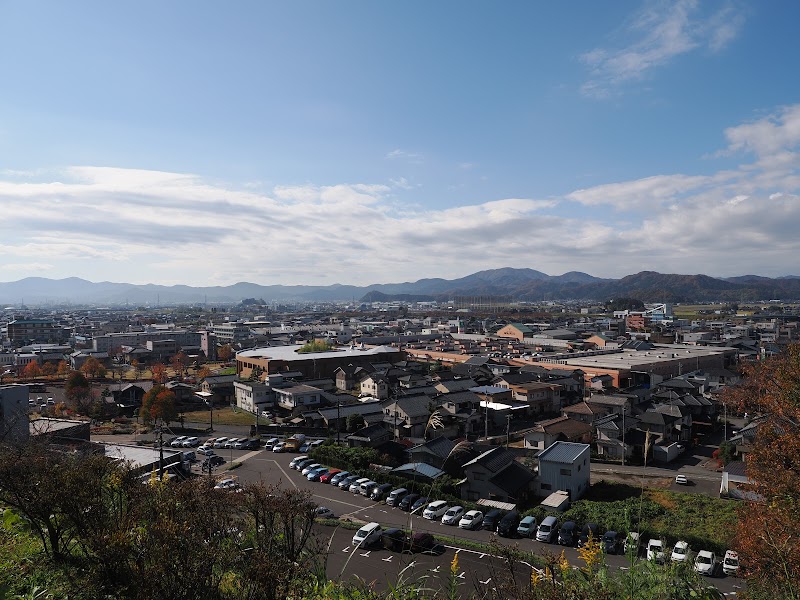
[
  {"x1": 141, "y1": 385, "x2": 178, "y2": 425},
  {"x1": 151, "y1": 363, "x2": 168, "y2": 384},
  {"x1": 80, "y1": 356, "x2": 107, "y2": 379},
  {"x1": 65, "y1": 370, "x2": 92, "y2": 414},
  {"x1": 22, "y1": 361, "x2": 42, "y2": 379},
  {"x1": 217, "y1": 344, "x2": 233, "y2": 362},
  {"x1": 56, "y1": 359, "x2": 71, "y2": 377},
  {"x1": 170, "y1": 352, "x2": 189, "y2": 377},
  {"x1": 722, "y1": 344, "x2": 800, "y2": 597}
]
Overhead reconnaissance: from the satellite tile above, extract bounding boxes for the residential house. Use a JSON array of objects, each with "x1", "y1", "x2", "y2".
[
  {"x1": 233, "y1": 380, "x2": 273, "y2": 413},
  {"x1": 536, "y1": 441, "x2": 591, "y2": 501},
  {"x1": 508, "y1": 381, "x2": 562, "y2": 414},
  {"x1": 562, "y1": 401, "x2": 610, "y2": 425},
  {"x1": 524, "y1": 415, "x2": 592, "y2": 452},
  {"x1": 408, "y1": 436, "x2": 456, "y2": 470},
  {"x1": 459, "y1": 446, "x2": 536, "y2": 503},
  {"x1": 274, "y1": 384, "x2": 324, "y2": 413},
  {"x1": 359, "y1": 373, "x2": 389, "y2": 399},
  {"x1": 334, "y1": 365, "x2": 359, "y2": 392},
  {"x1": 346, "y1": 423, "x2": 393, "y2": 448},
  {"x1": 383, "y1": 394, "x2": 433, "y2": 439}
]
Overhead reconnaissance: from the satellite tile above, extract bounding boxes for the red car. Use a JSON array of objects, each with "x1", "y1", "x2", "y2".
[{"x1": 319, "y1": 468, "x2": 342, "y2": 483}]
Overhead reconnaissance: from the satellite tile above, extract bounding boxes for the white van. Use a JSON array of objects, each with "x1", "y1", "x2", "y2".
[
  {"x1": 359, "y1": 480, "x2": 378, "y2": 497},
  {"x1": 349, "y1": 477, "x2": 370, "y2": 493},
  {"x1": 536, "y1": 516, "x2": 558, "y2": 543},
  {"x1": 352, "y1": 522, "x2": 383, "y2": 548}
]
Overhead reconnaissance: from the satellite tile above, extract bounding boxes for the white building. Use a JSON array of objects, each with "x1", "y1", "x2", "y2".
[
  {"x1": 536, "y1": 441, "x2": 591, "y2": 501},
  {"x1": 233, "y1": 380, "x2": 273, "y2": 413}
]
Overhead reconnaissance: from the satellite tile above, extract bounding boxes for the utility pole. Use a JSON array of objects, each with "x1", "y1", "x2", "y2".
[
  {"x1": 158, "y1": 421, "x2": 164, "y2": 477},
  {"x1": 336, "y1": 401, "x2": 341, "y2": 444},
  {"x1": 506, "y1": 413, "x2": 511, "y2": 448}
]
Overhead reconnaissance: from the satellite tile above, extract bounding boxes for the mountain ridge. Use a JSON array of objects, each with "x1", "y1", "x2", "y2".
[{"x1": 2, "y1": 268, "x2": 800, "y2": 305}]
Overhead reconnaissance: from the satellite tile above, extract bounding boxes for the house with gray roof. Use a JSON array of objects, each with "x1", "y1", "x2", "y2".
[
  {"x1": 459, "y1": 446, "x2": 536, "y2": 503},
  {"x1": 536, "y1": 441, "x2": 591, "y2": 500}
]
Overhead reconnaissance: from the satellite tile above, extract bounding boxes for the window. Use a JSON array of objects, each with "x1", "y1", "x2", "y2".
[
  {"x1": 541, "y1": 483, "x2": 552, "y2": 491},
  {"x1": 560, "y1": 468, "x2": 572, "y2": 476}
]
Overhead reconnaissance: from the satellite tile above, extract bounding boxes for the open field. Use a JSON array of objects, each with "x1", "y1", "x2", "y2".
[{"x1": 180, "y1": 406, "x2": 261, "y2": 427}]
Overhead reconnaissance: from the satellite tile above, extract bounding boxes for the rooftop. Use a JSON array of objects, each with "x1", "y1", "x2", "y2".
[
  {"x1": 537, "y1": 440, "x2": 589, "y2": 464},
  {"x1": 237, "y1": 344, "x2": 400, "y2": 362}
]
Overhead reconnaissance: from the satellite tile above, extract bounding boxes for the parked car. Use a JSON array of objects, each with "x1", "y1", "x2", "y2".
[
  {"x1": 359, "y1": 481, "x2": 378, "y2": 497},
  {"x1": 170, "y1": 436, "x2": 188, "y2": 447},
  {"x1": 330, "y1": 470, "x2": 351, "y2": 486},
  {"x1": 517, "y1": 516, "x2": 537, "y2": 538},
  {"x1": 307, "y1": 467, "x2": 329, "y2": 481},
  {"x1": 647, "y1": 539, "x2": 665, "y2": 563},
  {"x1": 483, "y1": 509, "x2": 505, "y2": 532},
  {"x1": 349, "y1": 477, "x2": 370, "y2": 493},
  {"x1": 233, "y1": 438, "x2": 248, "y2": 449},
  {"x1": 536, "y1": 516, "x2": 559, "y2": 543},
  {"x1": 694, "y1": 550, "x2": 717, "y2": 576},
  {"x1": 263, "y1": 438, "x2": 280, "y2": 451},
  {"x1": 315, "y1": 506, "x2": 335, "y2": 519},
  {"x1": 272, "y1": 442, "x2": 286, "y2": 453},
  {"x1": 578, "y1": 523, "x2": 601, "y2": 547},
  {"x1": 352, "y1": 522, "x2": 383, "y2": 548},
  {"x1": 213, "y1": 437, "x2": 229, "y2": 448},
  {"x1": 671, "y1": 541, "x2": 691, "y2": 563},
  {"x1": 675, "y1": 474, "x2": 689, "y2": 485},
  {"x1": 214, "y1": 478, "x2": 239, "y2": 491},
  {"x1": 625, "y1": 532, "x2": 642, "y2": 556},
  {"x1": 181, "y1": 437, "x2": 199, "y2": 447},
  {"x1": 371, "y1": 483, "x2": 393, "y2": 501},
  {"x1": 423, "y1": 500, "x2": 449, "y2": 520},
  {"x1": 459, "y1": 510, "x2": 484, "y2": 530},
  {"x1": 386, "y1": 488, "x2": 409, "y2": 507},
  {"x1": 289, "y1": 455, "x2": 309, "y2": 469},
  {"x1": 722, "y1": 550, "x2": 739, "y2": 576},
  {"x1": 409, "y1": 532, "x2": 436, "y2": 553},
  {"x1": 410, "y1": 496, "x2": 430, "y2": 513},
  {"x1": 309, "y1": 440, "x2": 324, "y2": 450},
  {"x1": 557, "y1": 521, "x2": 578, "y2": 546},
  {"x1": 441, "y1": 506, "x2": 465, "y2": 526},
  {"x1": 497, "y1": 511, "x2": 521, "y2": 538},
  {"x1": 224, "y1": 438, "x2": 241, "y2": 448},
  {"x1": 603, "y1": 531, "x2": 621, "y2": 555},
  {"x1": 197, "y1": 445, "x2": 215, "y2": 456},
  {"x1": 295, "y1": 459, "x2": 315, "y2": 472},
  {"x1": 242, "y1": 438, "x2": 261, "y2": 450},
  {"x1": 319, "y1": 468, "x2": 342, "y2": 483},
  {"x1": 338, "y1": 475, "x2": 359, "y2": 490},
  {"x1": 301, "y1": 463, "x2": 322, "y2": 476},
  {"x1": 381, "y1": 528, "x2": 408, "y2": 552},
  {"x1": 398, "y1": 493, "x2": 421, "y2": 511},
  {"x1": 299, "y1": 442, "x2": 311, "y2": 453},
  {"x1": 206, "y1": 455, "x2": 225, "y2": 466}
]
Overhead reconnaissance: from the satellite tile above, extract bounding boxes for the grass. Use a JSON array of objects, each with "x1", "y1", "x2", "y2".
[{"x1": 181, "y1": 407, "x2": 259, "y2": 426}]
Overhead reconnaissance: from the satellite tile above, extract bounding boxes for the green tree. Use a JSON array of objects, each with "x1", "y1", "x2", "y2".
[{"x1": 346, "y1": 412, "x2": 365, "y2": 432}]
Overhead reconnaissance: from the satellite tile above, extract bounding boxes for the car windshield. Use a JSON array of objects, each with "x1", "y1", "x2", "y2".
[
  {"x1": 698, "y1": 555, "x2": 711, "y2": 564},
  {"x1": 540, "y1": 525, "x2": 550, "y2": 532},
  {"x1": 725, "y1": 556, "x2": 738, "y2": 565}
]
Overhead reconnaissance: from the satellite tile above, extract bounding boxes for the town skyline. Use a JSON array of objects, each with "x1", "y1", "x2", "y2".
[{"x1": 2, "y1": 1, "x2": 799, "y2": 286}]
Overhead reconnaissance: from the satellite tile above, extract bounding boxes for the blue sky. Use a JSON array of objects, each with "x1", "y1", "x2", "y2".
[{"x1": 1, "y1": 0, "x2": 799, "y2": 286}]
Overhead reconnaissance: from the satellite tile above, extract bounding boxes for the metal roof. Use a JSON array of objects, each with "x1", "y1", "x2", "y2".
[{"x1": 536, "y1": 441, "x2": 589, "y2": 464}]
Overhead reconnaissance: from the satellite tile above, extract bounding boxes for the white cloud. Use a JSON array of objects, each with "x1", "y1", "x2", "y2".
[
  {"x1": 581, "y1": 0, "x2": 745, "y2": 98},
  {"x1": 385, "y1": 148, "x2": 423, "y2": 163},
  {"x1": 1, "y1": 104, "x2": 799, "y2": 284}
]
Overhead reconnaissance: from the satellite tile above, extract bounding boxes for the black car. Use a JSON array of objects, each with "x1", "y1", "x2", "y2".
[
  {"x1": 497, "y1": 511, "x2": 520, "y2": 538},
  {"x1": 558, "y1": 521, "x2": 577, "y2": 546},
  {"x1": 482, "y1": 509, "x2": 504, "y2": 531},
  {"x1": 381, "y1": 528, "x2": 408, "y2": 552},
  {"x1": 370, "y1": 483, "x2": 393, "y2": 501},
  {"x1": 242, "y1": 438, "x2": 261, "y2": 450},
  {"x1": 578, "y1": 522, "x2": 601, "y2": 547},
  {"x1": 602, "y1": 531, "x2": 621, "y2": 555},
  {"x1": 399, "y1": 493, "x2": 421, "y2": 512},
  {"x1": 409, "y1": 532, "x2": 435, "y2": 553},
  {"x1": 410, "y1": 496, "x2": 430, "y2": 513}
]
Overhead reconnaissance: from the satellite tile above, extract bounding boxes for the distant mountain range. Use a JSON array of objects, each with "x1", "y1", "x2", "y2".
[{"x1": 2, "y1": 268, "x2": 800, "y2": 305}]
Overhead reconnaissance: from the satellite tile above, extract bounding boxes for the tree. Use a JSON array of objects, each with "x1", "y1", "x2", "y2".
[
  {"x1": 171, "y1": 352, "x2": 188, "y2": 377},
  {"x1": 197, "y1": 366, "x2": 212, "y2": 380},
  {"x1": 130, "y1": 359, "x2": 142, "y2": 380},
  {"x1": 41, "y1": 361, "x2": 57, "y2": 377},
  {"x1": 80, "y1": 356, "x2": 107, "y2": 379},
  {"x1": 65, "y1": 370, "x2": 92, "y2": 414},
  {"x1": 346, "y1": 412, "x2": 365, "y2": 432},
  {"x1": 151, "y1": 363, "x2": 168, "y2": 384},
  {"x1": 722, "y1": 343, "x2": 800, "y2": 596},
  {"x1": 217, "y1": 344, "x2": 233, "y2": 362},
  {"x1": 22, "y1": 361, "x2": 42, "y2": 379},
  {"x1": 141, "y1": 385, "x2": 178, "y2": 425},
  {"x1": 56, "y1": 359, "x2": 71, "y2": 377}
]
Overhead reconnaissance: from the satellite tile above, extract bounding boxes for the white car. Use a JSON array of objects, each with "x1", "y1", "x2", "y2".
[
  {"x1": 214, "y1": 478, "x2": 239, "y2": 491},
  {"x1": 224, "y1": 438, "x2": 241, "y2": 449},
  {"x1": 352, "y1": 522, "x2": 382, "y2": 548},
  {"x1": 423, "y1": 500, "x2": 449, "y2": 520},
  {"x1": 182, "y1": 437, "x2": 200, "y2": 447},
  {"x1": 647, "y1": 539, "x2": 665, "y2": 563},
  {"x1": 301, "y1": 463, "x2": 321, "y2": 476},
  {"x1": 197, "y1": 445, "x2": 215, "y2": 456},
  {"x1": 459, "y1": 510, "x2": 484, "y2": 530},
  {"x1": 675, "y1": 474, "x2": 689, "y2": 485},
  {"x1": 671, "y1": 541, "x2": 690, "y2": 563},
  {"x1": 170, "y1": 436, "x2": 188, "y2": 447},
  {"x1": 264, "y1": 438, "x2": 280, "y2": 451},
  {"x1": 441, "y1": 506, "x2": 465, "y2": 526},
  {"x1": 694, "y1": 550, "x2": 717, "y2": 576},
  {"x1": 213, "y1": 437, "x2": 229, "y2": 448},
  {"x1": 272, "y1": 442, "x2": 286, "y2": 453},
  {"x1": 349, "y1": 477, "x2": 370, "y2": 493},
  {"x1": 722, "y1": 550, "x2": 739, "y2": 576}
]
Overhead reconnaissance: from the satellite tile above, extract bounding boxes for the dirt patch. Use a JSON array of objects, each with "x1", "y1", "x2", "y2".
[{"x1": 646, "y1": 489, "x2": 678, "y2": 510}]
